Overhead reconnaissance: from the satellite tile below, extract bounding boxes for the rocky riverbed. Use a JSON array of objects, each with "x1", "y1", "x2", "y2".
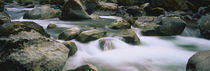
[{"x1": 0, "y1": 0, "x2": 210, "y2": 71}]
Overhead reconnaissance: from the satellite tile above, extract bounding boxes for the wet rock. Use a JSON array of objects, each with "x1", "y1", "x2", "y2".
[
  {"x1": 0, "y1": 21, "x2": 50, "y2": 37},
  {"x1": 158, "y1": 16, "x2": 186, "y2": 36},
  {"x1": 76, "y1": 29, "x2": 106, "y2": 43},
  {"x1": 109, "y1": 18, "x2": 131, "y2": 29},
  {"x1": 58, "y1": 27, "x2": 81, "y2": 41},
  {"x1": 68, "y1": 64, "x2": 98, "y2": 71},
  {"x1": 134, "y1": 16, "x2": 159, "y2": 36},
  {"x1": 98, "y1": 1, "x2": 118, "y2": 11},
  {"x1": 0, "y1": 0, "x2": 4, "y2": 12},
  {"x1": 0, "y1": 12, "x2": 11, "y2": 25},
  {"x1": 141, "y1": 24, "x2": 160, "y2": 36},
  {"x1": 0, "y1": 22, "x2": 69, "y2": 71},
  {"x1": 126, "y1": 6, "x2": 144, "y2": 17},
  {"x1": 63, "y1": 41, "x2": 78, "y2": 56},
  {"x1": 99, "y1": 39, "x2": 115, "y2": 51},
  {"x1": 115, "y1": 29, "x2": 140, "y2": 45},
  {"x1": 47, "y1": 24, "x2": 57, "y2": 29},
  {"x1": 187, "y1": 50, "x2": 210, "y2": 71},
  {"x1": 60, "y1": 0, "x2": 91, "y2": 20},
  {"x1": 23, "y1": 5, "x2": 61, "y2": 19},
  {"x1": 198, "y1": 15, "x2": 210, "y2": 39},
  {"x1": 146, "y1": 7, "x2": 165, "y2": 16}
]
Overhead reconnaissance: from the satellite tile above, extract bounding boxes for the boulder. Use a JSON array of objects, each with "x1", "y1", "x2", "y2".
[
  {"x1": 0, "y1": 22, "x2": 69, "y2": 71},
  {"x1": 98, "y1": 1, "x2": 118, "y2": 10},
  {"x1": 60, "y1": 0, "x2": 91, "y2": 20},
  {"x1": 68, "y1": 64, "x2": 98, "y2": 71},
  {"x1": 99, "y1": 39, "x2": 115, "y2": 51},
  {"x1": 82, "y1": 0, "x2": 98, "y2": 14},
  {"x1": 198, "y1": 15, "x2": 210, "y2": 39},
  {"x1": 114, "y1": 29, "x2": 140, "y2": 45},
  {"x1": 47, "y1": 23, "x2": 57, "y2": 29},
  {"x1": 109, "y1": 18, "x2": 131, "y2": 29},
  {"x1": 134, "y1": 16, "x2": 160, "y2": 36},
  {"x1": 158, "y1": 16, "x2": 186, "y2": 36},
  {"x1": 23, "y1": 5, "x2": 61, "y2": 19},
  {"x1": 126, "y1": 6, "x2": 144, "y2": 17},
  {"x1": 76, "y1": 29, "x2": 106, "y2": 43},
  {"x1": 146, "y1": 7, "x2": 165, "y2": 16},
  {"x1": 58, "y1": 27, "x2": 81, "y2": 41},
  {"x1": 0, "y1": 12, "x2": 11, "y2": 25},
  {"x1": 135, "y1": 16, "x2": 186, "y2": 36},
  {"x1": 187, "y1": 50, "x2": 210, "y2": 71},
  {"x1": 63, "y1": 41, "x2": 78, "y2": 56},
  {"x1": 0, "y1": 21, "x2": 50, "y2": 37}
]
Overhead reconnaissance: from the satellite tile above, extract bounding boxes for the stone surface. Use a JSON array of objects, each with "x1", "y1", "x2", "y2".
[
  {"x1": 63, "y1": 41, "x2": 78, "y2": 56},
  {"x1": 198, "y1": 15, "x2": 210, "y2": 39},
  {"x1": 76, "y1": 29, "x2": 106, "y2": 43},
  {"x1": 109, "y1": 18, "x2": 131, "y2": 29},
  {"x1": 0, "y1": 21, "x2": 50, "y2": 37},
  {"x1": 0, "y1": 12, "x2": 11, "y2": 25},
  {"x1": 187, "y1": 50, "x2": 210, "y2": 71},
  {"x1": 23, "y1": 5, "x2": 61, "y2": 19},
  {"x1": 0, "y1": 21, "x2": 69, "y2": 71},
  {"x1": 158, "y1": 16, "x2": 186, "y2": 35},
  {"x1": 68, "y1": 64, "x2": 98, "y2": 71},
  {"x1": 47, "y1": 24, "x2": 57, "y2": 29},
  {"x1": 58, "y1": 27, "x2": 81, "y2": 41},
  {"x1": 60, "y1": 0, "x2": 91, "y2": 20},
  {"x1": 99, "y1": 39, "x2": 115, "y2": 51}
]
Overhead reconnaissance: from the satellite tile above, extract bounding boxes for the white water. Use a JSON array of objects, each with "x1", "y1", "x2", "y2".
[{"x1": 7, "y1": 6, "x2": 210, "y2": 71}]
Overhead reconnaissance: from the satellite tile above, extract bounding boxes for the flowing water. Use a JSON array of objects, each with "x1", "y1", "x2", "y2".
[{"x1": 5, "y1": 4, "x2": 210, "y2": 71}]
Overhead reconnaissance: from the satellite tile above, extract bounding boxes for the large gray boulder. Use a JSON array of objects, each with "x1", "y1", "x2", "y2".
[
  {"x1": 0, "y1": 21, "x2": 69, "y2": 71},
  {"x1": 187, "y1": 50, "x2": 210, "y2": 71},
  {"x1": 198, "y1": 15, "x2": 210, "y2": 39},
  {"x1": 135, "y1": 16, "x2": 186, "y2": 36},
  {"x1": 0, "y1": 12, "x2": 11, "y2": 25},
  {"x1": 76, "y1": 29, "x2": 106, "y2": 43},
  {"x1": 158, "y1": 16, "x2": 186, "y2": 36},
  {"x1": 60, "y1": 0, "x2": 91, "y2": 20},
  {"x1": 23, "y1": 5, "x2": 61, "y2": 19}
]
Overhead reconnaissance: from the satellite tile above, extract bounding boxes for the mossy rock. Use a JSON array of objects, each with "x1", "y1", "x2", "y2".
[{"x1": 0, "y1": 21, "x2": 50, "y2": 37}]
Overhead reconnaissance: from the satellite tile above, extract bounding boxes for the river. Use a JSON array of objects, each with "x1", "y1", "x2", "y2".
[{"x1": 5, "y1": 4, "x2": 210, "y2": 71}]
